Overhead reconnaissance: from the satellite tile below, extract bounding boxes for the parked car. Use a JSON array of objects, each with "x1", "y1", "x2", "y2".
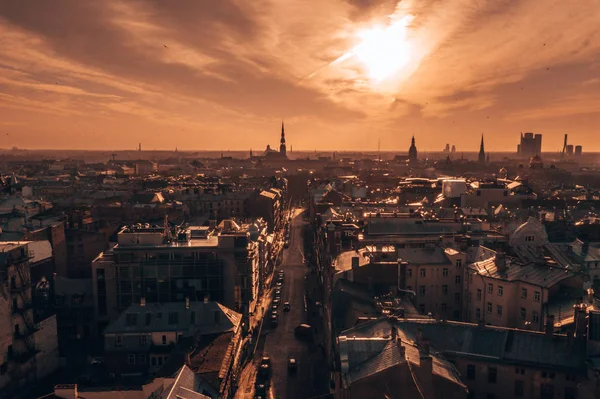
[
  {"x1": 283, "y1": 302, "x2": 290, "y2": 312},
  {"x1": 271, "y1": 314, "x2": 278, "y2": 328},
  {"x1": 258, "y1": 356, "x2": 271, "y2": 380}
]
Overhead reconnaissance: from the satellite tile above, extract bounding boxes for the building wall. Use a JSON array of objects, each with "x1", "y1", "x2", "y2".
[
  {"x1": 464, "y1": 272, "x2": 546, "y2": 330},
  {"x1": 34, "y1": 314, "x2": 59, "y2": 380},
  {"x1": 91, "y1": 257, "x2": 118, "y2": 334},
  {"x1": 405, "y1": 252, "x2": 466, "y2": 320},
  {"x1": 0, "y1": 293, "x2": 14, "y2": 390},
  {"x1": 451, "y1": 356, "x2": 580, "y2": 399}
]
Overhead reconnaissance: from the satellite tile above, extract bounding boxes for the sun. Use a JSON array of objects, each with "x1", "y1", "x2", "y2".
[{"x1": 351, "y1": 16, "x2": 414, "y2": 82}]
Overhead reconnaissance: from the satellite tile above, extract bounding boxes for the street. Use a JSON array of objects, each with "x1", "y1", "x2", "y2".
[{"x1": 235, "y1": 208, "x2": 329, "y2": 399}]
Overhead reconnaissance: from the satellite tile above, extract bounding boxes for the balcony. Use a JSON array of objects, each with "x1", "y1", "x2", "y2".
[
  {"x1": 12, "y1": 302, "x2": 33, "y2": 315},
  {"x1": 14, "y1": 326, "x2": 39, "y2": 339},
  {"x1": 8, "y1": 348, "x2": 38, "y2": 363},
  {"x1": 10, "y1": 283, "x2": 31, "y2": 293}
]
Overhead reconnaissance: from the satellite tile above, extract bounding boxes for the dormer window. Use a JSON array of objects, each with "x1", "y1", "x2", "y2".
[{"x1": 525, "y1": 236, "x2": 535, "y2": 242}]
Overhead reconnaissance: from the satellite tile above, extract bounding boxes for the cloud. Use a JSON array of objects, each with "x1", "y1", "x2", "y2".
[{"x1": 1, "y1": 0, "x2": 600, "y2": 150}]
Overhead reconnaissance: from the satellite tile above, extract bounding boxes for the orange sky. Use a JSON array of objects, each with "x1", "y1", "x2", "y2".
[{"x1": 1, "y1": 0, "x2": 600, "y2": 152}]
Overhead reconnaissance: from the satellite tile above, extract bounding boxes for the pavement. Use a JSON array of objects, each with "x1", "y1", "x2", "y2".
[{"x1": 234, "y1": 209, "x2": 329, "y2": 399}]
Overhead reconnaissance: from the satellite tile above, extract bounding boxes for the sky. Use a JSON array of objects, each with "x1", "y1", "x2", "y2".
[{"x1": 1, "y1": 0, "x2": 600, "y2": 152}]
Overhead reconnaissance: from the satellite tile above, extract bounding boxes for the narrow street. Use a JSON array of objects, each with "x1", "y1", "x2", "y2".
[{"x1": 235, "y1": 209, "x2": 329, "y2": 399}]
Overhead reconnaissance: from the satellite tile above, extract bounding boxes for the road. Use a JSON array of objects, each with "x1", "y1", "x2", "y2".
[{"x1": 235, "y1": 209, "x2": 328, "y2": 399}]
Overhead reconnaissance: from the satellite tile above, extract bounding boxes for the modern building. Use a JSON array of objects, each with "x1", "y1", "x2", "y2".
[
  {"x1": 517, "y1": 132, "x2": 542, "y2": 158},
  {"x1": 92, "y1": 221, "x2": 262, "y2": 334}
]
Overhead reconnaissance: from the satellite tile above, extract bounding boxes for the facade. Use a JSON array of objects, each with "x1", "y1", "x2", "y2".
[
  {"x1": 518, "y1": 132, "x2": 542, "y2": 158},
  {"x1": 0, "y1": 242, "x2": 59, "y2": 396},
  {"x1": 102, "y1": 301, "x2": 242, "y2": 384},
  {"x1": 92, "y1": 221, "x2": 262, "y2": 333}
]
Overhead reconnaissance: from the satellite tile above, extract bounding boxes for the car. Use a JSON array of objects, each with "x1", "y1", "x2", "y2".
[
  {"x1": 257, "y1": 357, "x2": 271, "y2": 380},
  {"x1": 283, "y1": 302, "x2": 290, "y2": 312},
  {"x1": 275, "y1": 287, "x2": 282, "y2": 295},
  {"x1": 271, "y1": 309, "x2": 278, "y2": 318},
  {"x1": 276, "y1": 281, "x2": 282, "y2": 288},
  {"x1": 273, "y1": 298, "x2": 280, "y2": 307},
  {"x1": 284, "y1": 242, "x2": 289, "y2": 249},
  {"x1": 288, "y1": 356, "x2": 297, "y2": 373},
  {"x1": 254, "y1": 383, "x2": 267, "y2": 396},
  {"x1": 294, "y1": 324, "x2": 313, "y2": 339},
  {"x1": 271, "y1": 314, "x2": 278, "y2": 328}
]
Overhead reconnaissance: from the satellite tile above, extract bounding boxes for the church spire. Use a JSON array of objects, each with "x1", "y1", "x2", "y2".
[
  {"x1": 478, "y1": 134, "x2": 486, "y2": 163},
  {"x1": 279, "y1": 120, "x2": 287, "y2": 156}
]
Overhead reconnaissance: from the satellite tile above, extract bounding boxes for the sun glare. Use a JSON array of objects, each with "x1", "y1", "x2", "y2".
[{"x1": 352, "y1": 16, "x2": 414, "y2": 82}]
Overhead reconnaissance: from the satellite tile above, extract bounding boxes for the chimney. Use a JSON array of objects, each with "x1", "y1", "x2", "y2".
[
  {"x1": 351, "y1": 256, "x2": 360, "y2": 270},
  {"x1": 398, "y1": 260, "x2": 408, "y2": 291},
  {"x1": 419, "y1": 339, "x2": 430, "y2": 356},
  {"x1": 54, "y1": 384, "x2": 78, "y2": 399},
  {"x1": 391, "y1": 326, "x2": 397, "y2": 341},
  {"x1": 203, "y1": 294, "x2": 209, "y2": 304},
  {"x1": 545, "y1": 315, "x2": 555, "y2": 337},
  {"x1": 185, "y1": 296, "x2": 190, "y2": 310},
  {"x1": 140, "y1": 297, "x2": 146, "y2": 307},
  {"x1": 575, "y1": 305, "x2": 587, "y2": 339},
  {"x1": 495, "y1": 250, "x2": 507, "y2": 273}
]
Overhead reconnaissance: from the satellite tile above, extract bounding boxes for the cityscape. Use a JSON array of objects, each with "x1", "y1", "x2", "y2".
[{"x1": 2, "y1": 1, "x2": 600, "y2": 399}]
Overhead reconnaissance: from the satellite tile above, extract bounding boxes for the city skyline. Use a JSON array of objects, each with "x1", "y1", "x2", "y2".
[{"x1": 1, "y1": 1, "x2": 600, "y2": 151}]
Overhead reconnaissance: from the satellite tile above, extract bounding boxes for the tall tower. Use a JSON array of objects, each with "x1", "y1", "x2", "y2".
[
  {"x1": 279, "y1": 120, "x2": 287, "y2": 156},
  {"x1": 478, "y1": 135, "x2": 486, "y2": 163},
  {"x1": 408, "y1": 136, "x2": 418, "y2": 165}
]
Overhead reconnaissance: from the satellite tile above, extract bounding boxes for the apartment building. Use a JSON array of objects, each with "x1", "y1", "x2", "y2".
[
  {"x1": 0, "y1": 242, "x2": 59, "y2": 396},
  {"x1": 92, "y1": 220, "x2": 262, "y2": 333}
]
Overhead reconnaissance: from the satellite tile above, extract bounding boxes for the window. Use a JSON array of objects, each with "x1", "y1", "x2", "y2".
[
  {"x1": 467, "y1": 364, "x2": 476, "y2": 380},
  {"x1": 441, "y1": 303, "x2": 447, "y2": 313},
  {"x1": 488, "y1": 283, "x2": 493, "y2": 293},
  {"x1": 477, "y1": 289, "x2": 482, "y2": 301},
  {"x1": 140, "y1": 335, "x2": 147, "y2": 345},
  {"x1": 515, "y1": 367, "x2": 525, "y2": 375},
  {"x1": 162, "y1": 335, "x2": 167, "y2": 345},
  {"x1": 455, "y1": 293, "x2": 460, "y2": 303},
  {"x1": 525, "y1": 235, "x2": 535, "y2": 242},
  {"x1": 456, "y1": 260, "x2": 462, "y2": 268},
  {"x1": 420, "y1": 269, "x2": 426, "y2": 277},
  {"x1": 521, "y1": 288, "x2": 528, "y2": 299},
  {"x1": 128, "y1": 354, "x2": 136, "y2": 365},
  {"x1": 487, "y1": 302, "x2": 492, "y2": 313},
  {"x1": 419, "y1": 304, "x2": 425, "y2": 314},
  {"x1": 476, "y1": 308, "x2": 481, "y2": 320},
  {"x1": 533, "y1": 311, "x2": 539, "y2": 323},
  {"x1": 139, "y1": 354, "x2": 146, "y2": 365},
  {"x1": 497, "y1": 305, "x2": 503, "y2": 316},
  {"x1": 168, "y1": 312, "x2": 179, "y2": 325},
  {"x1": 455, "y1": 276, "x2": 461, "y2": 284},
  {"x1": 442, "y1": 285, "x2": 448, "y2": 295},
  {"x1": 407, "y1": 269, "x2": 412, "y2": 278},
  {"x1": 145, "y1": 312, "x2": 152, "y2": 326},
  {"x1": 564, "y1": 387, "x2": 576, "y2": 399},
  {"x1": 158, "y1": 356, "x2": 163, "y2": 366},
  {"x1": 419, "y1": 286, "x2": 426, "y2": 295},
  {"x1": 534, "y1": 291, "x2": 541, "y2": 302},
  {"x1": 520, "y1": 307, "x2": 526, "y2": 319},
  {"x1": 540, "y1": 384, "x2": 554, "y2": 399},
  {"x1": 488, "y1": 367, "x2": 497, "y2": 383},
  {"x1": 514, "y1": 380, "x2": 524, "y2": 396},
  {"x1": 125, "y1": 313, "x2": 138, "y2": 327},
  {"x1": 498, "y1": 286, "x2": 503, "y2": 296},
  {"x1": 443, "y1": 268, "x2": 449, "y2": 277},
  {"x1": 151, "y1": 357, "x2": 157, "y2": 366},
  {"x1": 116, "y1": 336, "x2": 123, "y2": 347}
]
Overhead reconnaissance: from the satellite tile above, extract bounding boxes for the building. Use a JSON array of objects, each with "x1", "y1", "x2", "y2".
[
  {"x1": 263, "y1": 121, "x2": 288, "y2": 160},
  {"x1": 517, "y1": 132, "x2": 542, "y2": 158},
  {"x1": 333, "y1": 318, "x2": 468, "y2": 399},
  {"x1": 0, "y1": 242, "x2": 59, "y2": 397},
  {"x1": 92, "y1": 221, "x2": 262, "y2": 333},
  {"x1": 478, "y1": 135, "x2": 486, "y2": 164},
  {"x1": 102, "y1": 300, "x2": 242, "y2": 389},
  {"x1": 408, "y1": 136, "x2": 418, "y2": 166}
]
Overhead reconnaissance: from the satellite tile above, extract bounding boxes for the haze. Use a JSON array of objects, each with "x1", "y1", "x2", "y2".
[{"x1": 1, "y1": 0, "x2": 600, "y2": 151}]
